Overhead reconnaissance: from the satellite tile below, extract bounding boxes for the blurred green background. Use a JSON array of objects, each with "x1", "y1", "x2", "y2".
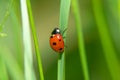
[{"x1": 0, "y1": 0, "x2": 120, "y2": 80}]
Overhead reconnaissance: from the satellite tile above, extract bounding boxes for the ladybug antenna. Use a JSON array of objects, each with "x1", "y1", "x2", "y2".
[{"x1": 52, "y1": 28, "x2": 61, "y2": 34}]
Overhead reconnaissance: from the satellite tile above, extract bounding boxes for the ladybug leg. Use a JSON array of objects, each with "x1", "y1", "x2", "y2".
[
  {"x1": 61, "y1": 27, "x2": 67, "y2": 36},
  {"x1": 63, "y1": 36, "x2": 66, "y2": 39}
]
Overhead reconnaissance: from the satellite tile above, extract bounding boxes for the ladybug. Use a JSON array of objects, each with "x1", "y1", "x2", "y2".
[{"x1": 49, "y1": 28, "x2": 64, "y2": 53}]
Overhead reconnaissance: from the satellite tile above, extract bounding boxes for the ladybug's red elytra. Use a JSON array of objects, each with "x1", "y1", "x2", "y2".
[{"x1": 49, "y1": 28, "x2": 64, "y2": 53}]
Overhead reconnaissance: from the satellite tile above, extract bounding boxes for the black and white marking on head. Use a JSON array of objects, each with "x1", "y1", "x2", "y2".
[{"x1": 52, "y1": 28, "x2": 61, "y2": 34}]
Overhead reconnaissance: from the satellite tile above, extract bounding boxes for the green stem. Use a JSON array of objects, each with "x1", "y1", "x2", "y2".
[
  {"x1": 26, "y1": 0, "x2": 44, "y2": 80},
  {"x1": 58, "y1": 0, "x2": 71, "y2": 80},
  {"x1": 71, "y1": 0, "x2": 90, "y2": 80},
  {"x1": 92, "y1": 0, "x2": 120, "y2": 80},
  {"x1": 58, "y1": 54, "x2": 65, "y2": 80}
]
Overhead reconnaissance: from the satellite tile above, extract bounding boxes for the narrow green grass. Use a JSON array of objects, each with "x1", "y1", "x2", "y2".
[
  {"x1": 27, "y1": 0, "x2": 44, "y2": 80},
  {"x1": 119, "y1": 0, "x2": 120, "y2": 31},
  {"x1": 20, "y1": 0, "x2": 36, "y2": 80},
  {"x1": 58, "y1": 0, "x2": 71, "y2": 80},
  {"x1": 71, "y1": 0, "x2": 90, "y2": 80},
  {"x1": 92, "y1": 0, "x2": 120, "y2": 80}
]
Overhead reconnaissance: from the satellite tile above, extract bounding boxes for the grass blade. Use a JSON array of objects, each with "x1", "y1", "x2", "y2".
[
  {"x1": 58, "y1": 0, "x2": 71, "y2": 80},
  {"x1": 92, "y1": 0, "x2": 120, "y2": 80},
  {"x1": 119, "y1": 0, "x2": 120, "y2": 31},
  {"x1": 26, "y1": 0, "x2": 44, "y2": 80},
  {"x1": 20, "y1": 0, "x2": 36, "y2": 80},
  {"x1": 71, "y1": 0, "x2": 90, "y2": 80}
]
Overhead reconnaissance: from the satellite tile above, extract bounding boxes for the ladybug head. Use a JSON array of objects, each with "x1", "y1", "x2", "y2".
[{"x1": 52, "y1": 28, "x2": 61, "y2": 34}]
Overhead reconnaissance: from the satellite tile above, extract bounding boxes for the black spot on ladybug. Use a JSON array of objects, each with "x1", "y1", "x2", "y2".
[
  {"x1": 59, "y1": 39, "x2": 61, "y2": 41},
  {"x1": 50, "y1": 36, "x2": 53, "y2": 38},
  {"x1": 53, "y1": 42, "x2": 56, "y2": 45},
  {"x1": 59, "y1": 48, "x2": 62, "y2": 50}
]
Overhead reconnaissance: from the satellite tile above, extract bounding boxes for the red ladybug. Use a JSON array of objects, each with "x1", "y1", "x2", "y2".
[{"x1": 49, "y1": 28, "x2": 64, "y2": 53}]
